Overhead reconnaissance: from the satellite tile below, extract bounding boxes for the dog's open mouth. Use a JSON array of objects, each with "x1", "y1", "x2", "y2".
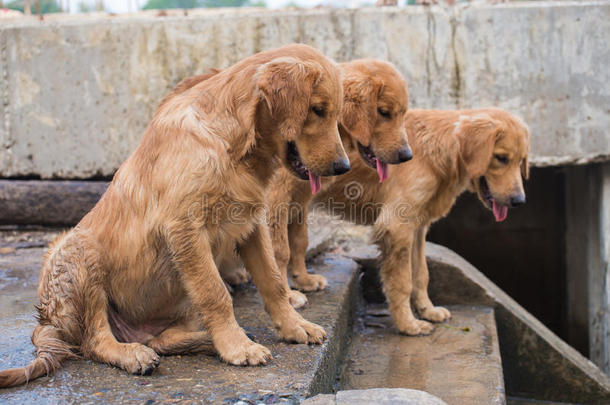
[
  {"x1": 286, "y1": 141, "x2": 322, "y2": 194},
  {"x1": 358, "y1": 142, "x2": 389, "y2": 183},
  {"x1": 479, "y1": 176, "x2": 508, "y2": 222}
]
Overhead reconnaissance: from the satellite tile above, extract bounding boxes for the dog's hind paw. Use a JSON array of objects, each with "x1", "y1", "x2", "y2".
[
  {"x1": 419, "y1": 306, "x2": 451, "y2": 323},
  {"x1": 291, "y1": 273, "x2": 327, "y2": 292},
  {"x1": 223, "y1": 266, "x2": 251, "y2": 286},
  {"x1": 397, "y1": 319, "x2": 435, "y2": 336},
  {"x1": 288, "y1": 290, "x2": 308, "y2": 309}
]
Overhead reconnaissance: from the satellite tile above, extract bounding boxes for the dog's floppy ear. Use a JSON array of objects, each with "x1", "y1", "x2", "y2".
[
  {"x1": 456, "y1": 114, "x2": 502, "y2": 179},
  {"x1": 338, "y1": 122, "x2": 356, "y2": 150},
  {"x1": 341, "y1": 74, "x2": 381, "y2": 147},
  {"x1": 518, "y1": 118, "x2": 530, "y2": 180},
  {"x1": 257, "y1": 57, "x2": 322, "y2": 140},
  {"x1": 521, "y1": 155, "x2": 530, "y2": 179}
]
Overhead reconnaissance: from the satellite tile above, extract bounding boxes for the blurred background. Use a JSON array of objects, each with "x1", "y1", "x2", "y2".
[{"x1": 2, "y1": 0, "x2": 385, "y2": 13}]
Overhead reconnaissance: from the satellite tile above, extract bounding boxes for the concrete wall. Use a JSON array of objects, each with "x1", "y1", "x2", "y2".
[
  {"x1": 0, "y1": 2, "x2": 608, "y2": 178},
  {"x1": 565, "y1": 163, "x2": 610, "y2": 374}
]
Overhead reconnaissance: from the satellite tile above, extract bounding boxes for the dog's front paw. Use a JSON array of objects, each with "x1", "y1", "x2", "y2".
[
  {"x1": 288, "y1": 289, "x2": 308, "y2": 309},
  {"x1": 419, "y1": 306, "x2": 451, "y2": 323},
  {"x1": 219, "y1": 339, "x2": 271, "y2": 366},
  {"x1": 291, "y1": 273, "x2": 327, "y2": 292},
  {"x1": 397, "y1": 319, "x2": 435, "y2": 336},
  {"x1": 278, "y1": 317, "x2": 326, "y2": 344},
  {"x1": 123, "y1": 343, "x2": 160, "y2": 375}
]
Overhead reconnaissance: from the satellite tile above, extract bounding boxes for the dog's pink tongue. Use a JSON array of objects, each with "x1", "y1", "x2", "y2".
[
  {"x1": 308, "y1": 170, "x2": 322, "y2": 195},
  {"x1": 492, "y1": 200, "x2": 508, "y2": 222},
  {"x1": 376, "y1": 159, "x2": 389, "y2": 183}
]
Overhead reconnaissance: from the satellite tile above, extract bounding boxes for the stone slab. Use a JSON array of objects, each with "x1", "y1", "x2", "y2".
[
  {"x1": 0, "y1": 231, "x2": 359, "y2": 404},
  {"x1": 341, "y1": 306, "x2": 505, "y2": 405},
  {"x1": 303, "y1": 388, "x2": 448, "y2": 405},
  {"x1": 0, "y1": 2, "x2": 608, "y2": 178}
]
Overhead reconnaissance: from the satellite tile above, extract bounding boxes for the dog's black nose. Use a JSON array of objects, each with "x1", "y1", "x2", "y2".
[
  {"x1": 396, "y1": 146, "x2": 413, "y2": 163},
  {"x1": 332, "y1": 158, "x2": 351, "y2": 175},
  {"x1": 510, "y1": 194, "x2": 526, "y2": 207}
]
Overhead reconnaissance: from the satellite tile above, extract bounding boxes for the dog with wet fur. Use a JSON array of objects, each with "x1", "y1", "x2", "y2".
[
  {"x1": 0, "y1": 43, "x2": 350, "y2": 387},
  {"x1": 273, "y1": 107, "x2": 529, "y2": 335}
]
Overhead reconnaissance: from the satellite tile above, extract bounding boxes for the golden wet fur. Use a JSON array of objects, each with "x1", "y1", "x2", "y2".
[
  {"x1": 275, "y1": 108, "x2": 530, "y2": 334},
  {"x1": 262, "y1": 59, "x2": 412, "y2": 308},
  {"x1": 0, "y1": 44, "x2": 349, "y2": 387}
]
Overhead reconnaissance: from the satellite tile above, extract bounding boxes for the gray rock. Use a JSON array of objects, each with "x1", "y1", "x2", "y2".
[
  {"x1": 336, "y1": 388, "x2": 448, "y2": 405},
  {"x1": 303, "y1": 389, "x2": 448, "y2": 405},
  {"x1": 302, "y1": 393, "x2": 336, "y2": 405}
]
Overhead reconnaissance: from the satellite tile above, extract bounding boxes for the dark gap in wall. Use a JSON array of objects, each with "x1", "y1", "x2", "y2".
[{"x1": 427, "y1": 167, "x2": 582, "y2": 355}]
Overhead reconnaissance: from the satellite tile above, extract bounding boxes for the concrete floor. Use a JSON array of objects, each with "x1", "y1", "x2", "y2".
[{"x1": 0, "y1": 229, "x2": 358, "y2": 404}]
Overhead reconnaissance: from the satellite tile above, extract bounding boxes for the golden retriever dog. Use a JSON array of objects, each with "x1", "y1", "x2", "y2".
[
  {"x1": 281, "y1": 108, "x2": 529, "y2": 334},
  {"x1": 254, "y1": 59, "x2": 411, "y2": 308},
  {"x1": 0, "y1": 44, "x2": 350, "y2": 387}
]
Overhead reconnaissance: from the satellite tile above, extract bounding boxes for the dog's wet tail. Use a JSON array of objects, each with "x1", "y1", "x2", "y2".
[{"x1": 0, "y1": 324, "x2": 75, "y2": 388}]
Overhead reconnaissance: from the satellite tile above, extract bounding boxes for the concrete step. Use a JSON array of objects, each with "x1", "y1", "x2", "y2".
[
  {"x1": 341, "y1": 305, "x2": 505, "y2": 405},
  {"x1": 0, "y1": 230, "x2": 359, "y2": 404}
]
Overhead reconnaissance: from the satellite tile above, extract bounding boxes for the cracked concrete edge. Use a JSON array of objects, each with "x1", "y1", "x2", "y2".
[
  {"x1": 423, "y1": 243, "x2": 610, "y2": 403},
  {"x1": 303, "y1": 388, "x2": 448, "y2": 405}
]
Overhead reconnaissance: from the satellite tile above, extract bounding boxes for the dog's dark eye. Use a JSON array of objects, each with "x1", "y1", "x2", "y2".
[
  {"x1": 378, "y1": 108, "x2": 391, "y2": 119},
  {"x1": 495, "y1": 154, "x2": 509, "y2": 164},
  {"x1": 312, "y1": 106, "x2": 325, "y2": 117}
]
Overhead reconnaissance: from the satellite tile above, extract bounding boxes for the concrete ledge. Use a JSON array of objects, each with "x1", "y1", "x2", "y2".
[
  {"x1": 1, "y1": 2, "x2": 608, "y2": 178},
  {"x1": 425, "y1": 243, "x2": 610, "y2": 403}
]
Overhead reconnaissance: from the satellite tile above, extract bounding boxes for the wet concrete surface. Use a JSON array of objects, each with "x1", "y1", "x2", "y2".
[
  {"x1": 341, "y1": 305, "x2": 505, "y2": 405},
  {"x1": 0, "y1": 229, "x2": 359, "y2": 404}
]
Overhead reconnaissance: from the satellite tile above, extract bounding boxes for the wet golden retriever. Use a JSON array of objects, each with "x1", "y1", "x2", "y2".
[
  {"x1": 282, "y1": 108, "x2": 529, "y2": 334},
  {"x1": 253, "y1": 59, "x2": 411, "y2": 308},
  {"x1": 0, "y1": 44, "x2": 349, "y2": 387}
]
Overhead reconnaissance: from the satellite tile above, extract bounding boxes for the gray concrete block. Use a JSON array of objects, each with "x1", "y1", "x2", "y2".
[
  {"x1": 336, "y1": 388, "x2": 448, "y2": 405},
  {"x1": 304, "y1": 389, "x2": 448, "y2": 405},
  {"x1": 456, "y1": 2, "x2": 610, "y2": 167},
  {"x1": 302, "y1": 393, "x2": 336, "y2": 405},
  {"x1": 0, "y1": 3, "x2": 608, "y2": 178}
]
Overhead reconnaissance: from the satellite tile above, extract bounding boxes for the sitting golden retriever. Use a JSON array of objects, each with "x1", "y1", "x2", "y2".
[
  {"x1": 0, "y1": 44, "x2": 349, "y2": 387},
  {"x1": 279, "y1": 108, "x2": 529, "y2": 334},
  {"x1": 254, "y1": 59, "x2": 411, "y2": 308}
]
